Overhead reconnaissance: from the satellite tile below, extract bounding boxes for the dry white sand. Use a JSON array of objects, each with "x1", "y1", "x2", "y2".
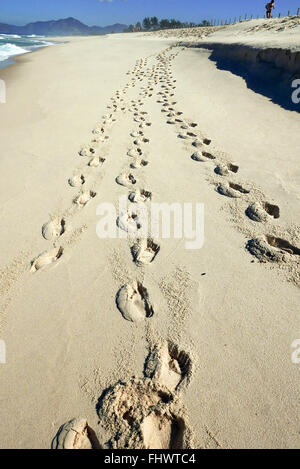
[{"x1": 0, "y1": 21, "x2": 299, "y2": 449}]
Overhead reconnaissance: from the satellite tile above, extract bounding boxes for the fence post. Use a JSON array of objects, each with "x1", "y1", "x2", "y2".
[
  {"x1": 278, "y1": 12, "x2": 281, "y2": 18},
  {"x1": 245, "y1": 13, "x2": 247, "y2": 20},
  {"x1": 297, "y1": 8, "x2": 300, "y2": 15},
  {"x1": 288, "y1": 10, "x2": 290, "y2": 16}
]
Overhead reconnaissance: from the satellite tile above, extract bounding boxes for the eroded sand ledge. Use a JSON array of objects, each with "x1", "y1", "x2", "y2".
[{"x1": 186, "y1": 42, "x2": 300, "y2": 76}]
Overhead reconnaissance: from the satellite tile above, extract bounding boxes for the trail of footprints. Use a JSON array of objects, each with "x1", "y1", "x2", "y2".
[
  {"x1": 30, "y1": 43, "x2": 298, "y2": 447},
  {"x1": 30, "y1": 57, "x2": 153, "y2": 272},
  {"x1": 152, "y1": 46, "x2": 300, "y2": 270},
  {"x1": 53, "y1": 45, "x2": 196, "y2": 450},
  {"x1": 115, "y1": 87, "x2": 159, "y2": 323}
]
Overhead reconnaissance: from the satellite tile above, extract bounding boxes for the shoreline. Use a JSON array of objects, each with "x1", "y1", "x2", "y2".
[
  {"x1": 0, "y1": 35, "x2": 99, "y2": 81},
  {"x1": 0, "y1": 39, "x2": 61, "y2": 75},
  {"x1": 0, "y1": 34, "x2": 62, "y2": 71},
  {"x1": 0, "y1": 35, "x2": 95, "y2": 74}
]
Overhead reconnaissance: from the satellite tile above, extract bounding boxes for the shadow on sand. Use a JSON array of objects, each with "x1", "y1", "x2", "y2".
[
  {"x1": 208, "y1": 50, "x2": 300, "y2": 113},
  {"x1": 188, "y1": 44, "x2": 300, "y2": 113}
]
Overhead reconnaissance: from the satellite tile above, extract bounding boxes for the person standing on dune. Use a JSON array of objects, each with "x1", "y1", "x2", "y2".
[{"x1": 266, "y1": 1, "x2": 275, "y2": 19}]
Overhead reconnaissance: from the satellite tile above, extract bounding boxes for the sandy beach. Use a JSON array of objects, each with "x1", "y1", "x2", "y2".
[{"x1": 0, "y1": 19, "x2": 300, "y2": 449}]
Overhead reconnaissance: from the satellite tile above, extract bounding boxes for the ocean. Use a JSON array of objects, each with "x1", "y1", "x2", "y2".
[{"x1": 0, "y1": 34, "x2": 54, "y2": 68}]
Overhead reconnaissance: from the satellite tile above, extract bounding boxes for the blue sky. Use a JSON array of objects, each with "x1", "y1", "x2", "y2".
[{"x1": 1, "y1": 0, "x2": 299, "y2": 27}]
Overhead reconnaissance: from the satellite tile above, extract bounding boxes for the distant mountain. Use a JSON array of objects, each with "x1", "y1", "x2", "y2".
[{"x1": 0, "y1": 17, "x2": 127, "y2": 36}]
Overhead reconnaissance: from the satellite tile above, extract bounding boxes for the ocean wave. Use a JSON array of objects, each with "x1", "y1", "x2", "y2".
[
  {"x1": 0, "y1": 34, "x2": 22, "y2": 39},
  {"x1": 0, "y1": 43, "x2": 29, "y2": 62},
  {"x1": 26, "y1": 41, "x2": 54, "y2": 52},
  {"x1": 40, "y1": 40, "x2": 54, "y2": 46}
]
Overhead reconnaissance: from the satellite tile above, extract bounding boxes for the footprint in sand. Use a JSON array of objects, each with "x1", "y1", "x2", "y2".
[
  {"x1": 139, "y1": 122, "x2": 152, "y2": 128},
  {"x1": 217, "y1": 181, "x2": 250, "y2": 198},
  {"x1": 117, "y1": 211, "x2": 142, "y2": 233},
  {"x1": 52, "y1": 418, "x2": 101, "y2": 449},
  {"x1": 88, "y1": 156, "x2": 106, "y2": 168},
  {"x1": 141, "y1": 409, "x2": 186, "y2": 450},
  {"x1": 129, "y1": 189, "x2": 152, "y2": 203},
  {"x1": 116, "y1": 173, "x2": 137, "y2": 188},
  {"x1": 186, "y1": 131, "x2": 198, "y2": 138},
  {"x1": 191, "y1": 151, "x2": 206, "y2": 162},
  {"x1": 116, "y1": 281, "x2": 154, "y2": 322},
  {"x1": 215, "y1": 163, "x2": 239, "y2": 176},
  {"x1": 79, "y1": 145, "x2": 96, "y2": 157},
  {"x1": 74, "y1": 190, "x2": 97, "y2": 207},
  {"x1": 42, "y1": 218, "x2": 65, "y2": 241},
  {"x1": 178, "y1": 133, "x2": 189, "y2": 140},
  {"x1": 68, "y1": 174, "x2": 85, "y2": 187},
  {"x1": 145, "y1": 341, "x2": 192, "y2": 392},
  {"x1": 246, "y1": 202, "x2": 280, "y2": 222},
  {"x1": 92, "y1": 124, "x2": 105, "y2": 135},
  {"x1": 128, "y1": 147, "x2": 143, "y2": 158},
  {"x1": 130, "y1": 131, "x2": 144, "y2": 138},
  {"x1": 180, "y1": 124, "x2": 189, "y2": 130},
  {"x1": 191, "y1": 151, "x2": 216, "y2": 162},
  {"x1": 131, "y1": 238, "x2": 160, "y2": 266},
  {"x1": 192, "y1": 138, "x2": 211, "y2": 148},
  {"x1": 246, "y1": 235, "x2": 300, "y2": 262},
  {"x1": 102, "y1": 117, "x2": 116, "y2": 127},
  {"x1": 97, "y1": 378, "x2": 191, "y2": 449},
  {"x1": 178, "y1": 131, "x2": 197, "y2": 140},
  {"x1": 130, "y1": 158, "x2": 148, "y2": 169},
  {"x1": 30, "y1": 247, "x2": 64, "y2": 272},
  {"x1": 134, "y1": 137, "x2": 150, "y2": 146}
]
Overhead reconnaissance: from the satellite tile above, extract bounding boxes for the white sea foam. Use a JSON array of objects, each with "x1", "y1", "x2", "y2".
[
  {"x1": 26, "y1": 34, "x2": 45, "y2": 38},
  {"x1": 40, "y1": 40, "x2": 54, "y2": 46},
  {"x1": 0, "y1": 34, "x2": 22, "y2": 39},
  {"x1": 0, "y1": 43, "x2": 29, "y2": 62}
]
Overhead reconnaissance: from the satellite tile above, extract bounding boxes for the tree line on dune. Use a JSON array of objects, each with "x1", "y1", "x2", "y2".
[{"x1": 123, "y1": 17, "x2": 211, "y2": 33}]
